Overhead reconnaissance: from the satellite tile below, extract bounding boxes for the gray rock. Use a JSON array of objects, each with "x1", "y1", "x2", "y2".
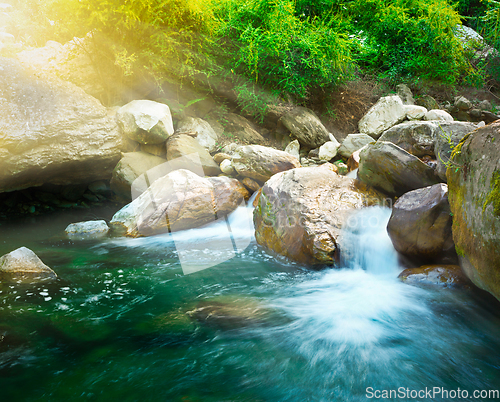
[
  {"x1": 224, "y1": 114, "x2": 265, "y2": 144},
  {"x1": 404, "y1": 105, "x2": 427, "y2": 120},
  {"x1": 0, "y1": 57, "x2": 122, "y2": 193},
  {"x1": 424, "y1": 109, "x2": 454, "y2": 122},
  {"x1": 279, "y1": 107, "x2": 330, "y2": 148},
  {"x1": 397, "y1": 84, "x2": 415, "y2": 105},
  {"x1": 110, "y1": 152, "x2": 166, "y2": 201},
  {"x1": 176, "y1": 116, "x2": 219, "y2": 153},
  {"x1": 338, "y1": 133, "x2": 374, "y2": 158},
  {"x1": 358, "y1": 95, "x2": 406, "y2": 138},
  {"x1": 478, "y1": 100, "x2": 492, "y2": 111},
  {"x1": 416, "y1": 95, "x2": 439, "y2": 111},
  {"x1": 378, "y1": 121, "x2": 437, "y2": 157},
  {"x1": 231, "y1": 145, "x2": 300, "y2": 182},
  {"x1": 0, "y1": 247, "x2": 57, "y2": 283},
  {"x1": 284, "y1": 139, "x2": 300, "y2": 160},
  {"x1": 117, "y1": 100, "x2": 174, "y2": 145},
  {"x1": 166, "y1": 134, "x2": 220, "y2": 176},
  {"x1": 387, "y1": 184, "x2": 454, "y2": 262},
  {"x1": 358, "y1": 141, "x2": 440, "y2": 197},
  {"x1": 318, "y1": 139, "x2": 340, "y2": 161},
  {"x1": 65, "y1": 220, "x2": 109, "y2": 239},
  {"x1": 455, "y1": 96, "x2": 472, "y2": 111}
]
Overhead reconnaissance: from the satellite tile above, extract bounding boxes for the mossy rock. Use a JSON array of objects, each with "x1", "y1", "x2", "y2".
[{"x1": 447, "y1": 121, "x2": 500, "y2": 300}]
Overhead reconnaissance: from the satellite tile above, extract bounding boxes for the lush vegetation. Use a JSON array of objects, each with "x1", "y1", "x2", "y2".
[{"x1": 6, "y1": 0, "x2": 500, "y2": 113}]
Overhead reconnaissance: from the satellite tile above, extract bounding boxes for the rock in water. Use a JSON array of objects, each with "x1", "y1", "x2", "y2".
[
  {"x1": 387, "y1": 184, "x2": 455, "y2": 262},
  {"x1": 253, "y1": 163, "x2": 383, "y2": 265},
  {"x1": 0, "y1": 57, "x2": 122, "y2": 193},
  {"x1": 0, "y1": 247, "x2": 57, "y2": 282},
  {"x1": 447, "y1": 121, "x2": 500, "y2": 300},
  {"x1": 398, "y1": 265, "x2": 470, "y2": 288},
  {"x1": 279, "y1": 107, "x2": 330, "y2": 148},
  {"x1": 65, "y1": 220, "x2": 109, "y2": 239},
  {"x1": 358, "y1": 141, "x2": 440, "y2": 197},
  {"x1": 110, "y1": 169, "x2": 249, "y2": 237},
  {"x1": 358, "y1": 95, "x2": 406, "y2": 138},
  {"x1": 117, "y1": 100, "x2": 174, "y2": 145},
  {"x1": 231, "y1": 145, "x2": 300, "y2": 182}
]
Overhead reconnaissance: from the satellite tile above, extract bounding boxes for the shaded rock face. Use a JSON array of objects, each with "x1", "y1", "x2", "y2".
[
  {"x1": 176, "y1": 116, "x2": 219, "y2": 153},
  {"x1": 379, "y1": 121, "x2": 437, "y2": 157},
  {"x1": 253, "y1": 164, "x2": 383, "y2": 265},
  {"x1": 117, "y1": 100, "x2": 174, "y2": 145},
  {"x1": 224, "y1": 113, "x2": 265, "y2": 144},
  {"x1": 387, "y1": 184, "x2": 455, "y2": 262},
  {"x1": 358, "y1": 95, "x2": 406, "y2": 139},
  {"x1": 279, "y1": 107, "x2": 330, "y2": 148},
  {"x1": 434, "y1": 121, "x2": 477, "y2": 182},
  {"x1": 0, "y1": 247, "x2": 57, "y2": 283},
  {"x1": 0, "y1": 57, "x2": 122, "y2": 193},
  {"x1": 447, "y1": 122, "x2": 500, "y2": 300},
  {"x1": 358, "y1": 141, "x2": 440, "y2": 197},
  {"x1": 110, "y1": 152, "x2": 166, "y2": 201},
  {"x1": 398, "y1": 265, "x2": 470, "y2": 288},
  {"x1": 110, "y1": 169, "x2": 249, "y2": 237},
  {"x1": 416, "y1": 95, "x2": 439, "y2": 111},
  {"x1": 166, "y1": 134, "x2": 220, "y2": 176},
  {"x1": 231, "y1": 145, "x2": 300, "y2": 183}
]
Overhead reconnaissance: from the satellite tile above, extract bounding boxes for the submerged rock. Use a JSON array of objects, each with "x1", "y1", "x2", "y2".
[
  {"x1": 279, "y1": 107, "x2": 330, "y2": 148},
  {"x1": 447, "y1": 121, "x2": 500, "y2": 301},
  {"x1": 398, "y1": 265, "x2": 470, "y2": 288},
  {"x1": 231, "y1": 145, "x2": 300, "y2": 182},
  {"x1": 0, "y1": 247, "x2": 57, "y2": 283},
  {"x1": 253, "y1": 163, "x2": 383, "y2": 265},
  {"x1": 110, "y1": 169, "x2": 249, "y2": 237},
  {"x1": 387, "y1": 184, "x2": 455, "y2": 263},
  {"x1": 117, "y1": 99, "x2": 174, "y2": 145}
]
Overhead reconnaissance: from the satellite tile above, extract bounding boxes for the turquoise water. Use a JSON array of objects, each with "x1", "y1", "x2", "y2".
[{"x1": 1, "y1": 205, "x2": 500, "y2": 401}]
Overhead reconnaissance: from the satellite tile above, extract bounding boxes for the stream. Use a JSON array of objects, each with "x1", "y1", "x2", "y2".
[{"x1": 1, "y1": 203, "x2": 500, "y2": 401}]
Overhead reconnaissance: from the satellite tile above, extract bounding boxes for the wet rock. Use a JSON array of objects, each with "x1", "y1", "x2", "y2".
[
  {"x1": 166, "y1": 134, "x2": 220, "y2": 176},
  {"x1": 231, "y1": 145, "x2": 300, "y2": 182},
  {"x1": 398, "y1": 265, "x2": 470, "y2": 288},
  {"x1": 416, "y1": 95, "x2": 439, "y2": 111},
  {"x1": 378, "y1": 121, "x2": 436, "y2": 157},
  {"x1": 110, "y1": 152, "x2": 166, "y2": 201},
  {"x1": 433, "y1": 121, "x2": 477, "y2": 181},
  {"x1": 358, "y1": 141, "x2": 440, "y2": 197},
  {"x1": 254, "y1": 163, "x2": 383, "y2": 264},
  {"x1": 110, "y1": 169, "x2": 249, "y2": 237},
  {"x1": 0, "y1": 57, "x2": 122, "y2": 193},
  {"x1": 176, "y1": 116, "x2": 219, "y2": 153},
  {"x1": 279, "y1": 107, "x2": 330, "y2": 148},
  {"x1": 397, "y1": 84, "x2": 415, "y2": 105},
  {"x1": 117, "y1": 100, "x2": 174, "y2": 145},
  {"x1": 65, "y1": 220, "x2": 109, "y2": 239},
  {"x1": 0, "y1": 247, "x2": 57, "y2": 283},
  {"x1": 424, "y1": 109, "x2": 454, "y2": 122},
  {"x1": 358, "y1": 95, "x2": 406, "y2": 139},
  {"x1": 224, "y1": 113, "x2": 265, "y2": 144},
  {"x1": 387, "y1": 184, "x2": 455, "y2": 262},
  {"x1": 447, "y1": 121, "x2": 500, "y2": 301}
]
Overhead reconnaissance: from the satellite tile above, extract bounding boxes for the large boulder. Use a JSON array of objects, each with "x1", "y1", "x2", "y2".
[
  {"x1": 279, "y1": 107, "x2": 330, "y2": 148},
  {"x1": 110, "y1": 169, "x2": 249, "y2": 237},
  {"x1": 253, "y1": 164, "x2": 383, "y2": 264},
  {"x1": 0, "y1": 57, "x2": 122, "y2": 193},
  {"x1": 387, "y1": 184, "x2": 455, "y2": 262},
  {"x1": 166, "y1": 134, "x2": 220, "y2": 176},
  {"x1": 224, "y1": 113, "x2": 265, "y2": 144},
  {"x1": 378, "y1": 121, "x2": 437, "y2": 157},
  {"x1": 231, "y1": 145, "x2": 300, "y2": 182},
  {"x1": 338, "y1": 133, "x2": 374, "y2": 158},
  {"x1": 358, "y1": 141, "x2": 440, "y2": 197},
  {"x1": 110, "y1": 152, "x2": 166, "y2": 200},
  {"x1": 0, "y1": 247, "x2": 57, "y2": 282},
  {"x1": 117, "y1": 100, "x2": 174, "y2": 145},
  {"x1": 447, "y1": 122, "x2": 500, "y2": 300},
  {"x1": 175, "y1": 116, "x2": 219, "y2": 153},
  {"x1": 358, "y1": 95, "x2": 406, "y2": 138},
  {"x1": 434, "y1": 121, "x2": 477, "y2": 181}
]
